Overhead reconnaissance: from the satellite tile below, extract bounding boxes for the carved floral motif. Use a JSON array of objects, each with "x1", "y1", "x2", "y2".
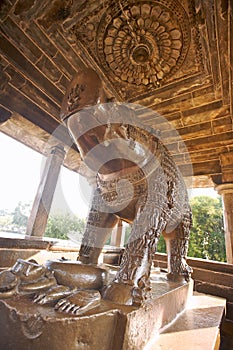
[
  {"x1": 63, "y1": 0, "x2": 203, "y2": 99},
  {"x1": 99, "y1": 1, "x2": 190, "y2": 87}
]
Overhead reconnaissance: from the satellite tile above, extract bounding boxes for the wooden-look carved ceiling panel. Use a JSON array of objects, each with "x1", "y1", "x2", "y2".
[
  {"x1": 0, "y1": 0, "x2": 232, "y2": 186},
  {"x1": 65, "y1": 0, "x2": 203, "y2": 101}
]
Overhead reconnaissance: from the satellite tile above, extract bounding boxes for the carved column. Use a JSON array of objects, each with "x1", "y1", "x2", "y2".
[
  {"x1": 215, "y1": 152, "x2": 233, "y2": 263},
  {"x1": 26, "y1": 145, "x2": 66, "y2": 238},
  {"x1": 110, "y1": 219, "x2": 125, "y2": 247},
  {"x1": 215, "y1": 184, "x2": 233, "y2": 264}
]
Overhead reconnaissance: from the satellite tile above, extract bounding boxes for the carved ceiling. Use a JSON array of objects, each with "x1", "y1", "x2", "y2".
[
  {"x1": 0, "y1": 0, "x2": 232, "y2": 186},
  {"x1": 72, "y1": 0, "x2": 197, "y2": 100}
]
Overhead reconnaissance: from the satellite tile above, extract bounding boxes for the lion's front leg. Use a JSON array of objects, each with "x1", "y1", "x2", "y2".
[
  {"x1": 103, "y1": 213, "x2": 166, "y2": 306},
  {"x1": 78, "y1": 196, "x2": 119, "y2": 264},
  {"x1": 78, "y1": 210, "x2": 118, "y2": 264}
]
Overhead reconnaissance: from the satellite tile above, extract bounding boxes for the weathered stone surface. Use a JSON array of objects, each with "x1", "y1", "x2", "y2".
[
  {"x1": 181, "y1": 100, "x2": 223, "y2": 121},
  {"x1": 0, "y1": 249, "x2": 41, "y2": 268},
  {"x1": 188, "y1": 147, "x2": 229, "y2": 163},
  {"x1": 226, "y1": 303, "x2": 233, "y2": 321},
  {"x1": 0, "y1": 85, "x2": 61, "y2": 134},
  {"x1": 49, "y1": 30, "x2": 86, "y2": 73}
]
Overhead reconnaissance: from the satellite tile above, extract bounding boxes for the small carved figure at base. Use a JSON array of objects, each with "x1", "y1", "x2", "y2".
[
  {"x1": 0, "y1": 258, "x2": 104, "y2": 316},
  {"x1": 0, "y1": 259, "x2": 57, "y2": 298}
]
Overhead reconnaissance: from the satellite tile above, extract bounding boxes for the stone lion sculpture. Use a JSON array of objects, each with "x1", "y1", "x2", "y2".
[
  {"x1": 60, "y1": 68, "x2": 192, "y2": 303},
  {"x1": 0, "y1": 68, "x2": 192, "y2": 314}
]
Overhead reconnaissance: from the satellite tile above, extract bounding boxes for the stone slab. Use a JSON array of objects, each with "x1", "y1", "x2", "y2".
[
  {"x1": 146, "y1": 292, "x2": 226, "y2": 350},
  {"x1": 0, "y1": 271, "x2": 193, "y2": 350}
]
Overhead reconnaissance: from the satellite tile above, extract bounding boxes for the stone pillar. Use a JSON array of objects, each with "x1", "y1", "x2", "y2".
[
  {"x1": 110, "y1": 219, "x2": 125, "y2": 247},
  {"x1": 216, "y1": 183, "x2": 233, "y2": 264},
  {"x1": 26, "y1": 145, "x2": 66, "y2": 238},
  {"x1": 215, "y1": 152, "x2": 233, "y2": 263}
]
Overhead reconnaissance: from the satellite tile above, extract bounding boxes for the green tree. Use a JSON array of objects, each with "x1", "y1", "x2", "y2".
[
  {"x1": 155, "y1": 196, "x2": 226, "y2": 262},
  {"x1": 12, "y1": 202, "x2": 30, "y2": 227},
  {"x1": 0, "y1": 214, "x2": 12, "y2": 228},
  {"x1": 188, "y1": 196, "x2": 226, "y2": 262},
  {"x1": 157, "y1": 234, "x2": 166, "y2": 253},
  {"x1": 45, "y1": 212, "x2": 86, "y2": 240}
]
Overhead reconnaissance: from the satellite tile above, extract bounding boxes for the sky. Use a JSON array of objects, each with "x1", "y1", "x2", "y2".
[
  {"x1": 0, "y1": 132, "x2": 90, "y2": 218},
  {"x1": 0, "y1": 132, "x2": 218, "y2": 218}
]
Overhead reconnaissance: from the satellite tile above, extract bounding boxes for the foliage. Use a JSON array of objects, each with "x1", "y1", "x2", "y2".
[
  {"x1": 0, "y1": 215, "x2": 12, "y2": 227},
  {"x1": 188, "y1": 196, "x2": 226, "y2": 262},
  {"x1": 45, "y1": 212, "x2": 86, "y2": 240},
  {"x1": 12, "y1": 202, "x2": 31, "y2": 227},
  {"x1": 157, "y1": 234, "x2": 166, "y2": 253},
  {"x1": 156, "y1": 196, "x2": 226, "y2": 262}
]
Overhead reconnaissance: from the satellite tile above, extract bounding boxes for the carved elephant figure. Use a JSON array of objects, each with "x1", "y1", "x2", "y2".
[{"x1": 59, "y1": 68, "x2": 192, "y2": 306}]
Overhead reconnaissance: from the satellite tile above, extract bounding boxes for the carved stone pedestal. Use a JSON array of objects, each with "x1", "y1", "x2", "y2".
[{"x1": 0, "y1": 270, "x2": 193, "y2": 350}]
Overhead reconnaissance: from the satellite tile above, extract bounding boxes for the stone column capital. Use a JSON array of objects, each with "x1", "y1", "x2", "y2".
[
  {"x1": 215, "y1": 183, "x2": 233, "y2": 195},
  {"x1": 48, "y1": 144, "x2": 66, "y2": 158}
]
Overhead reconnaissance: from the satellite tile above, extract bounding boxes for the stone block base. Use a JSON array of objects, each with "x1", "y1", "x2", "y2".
[{"x1": 0, "y1": 270, "x2": 193, "y2": 350}]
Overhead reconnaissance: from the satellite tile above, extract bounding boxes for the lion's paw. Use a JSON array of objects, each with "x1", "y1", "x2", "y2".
[
  {"x1": 103, "y1": 281, "x2": 138, "y2": 306},
  {"x1": 34, "y1": 285, "x2": 75, "y2": 305},
  {"x1": 55, "y1": 289, "x2": 101, "y2": 315}
]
